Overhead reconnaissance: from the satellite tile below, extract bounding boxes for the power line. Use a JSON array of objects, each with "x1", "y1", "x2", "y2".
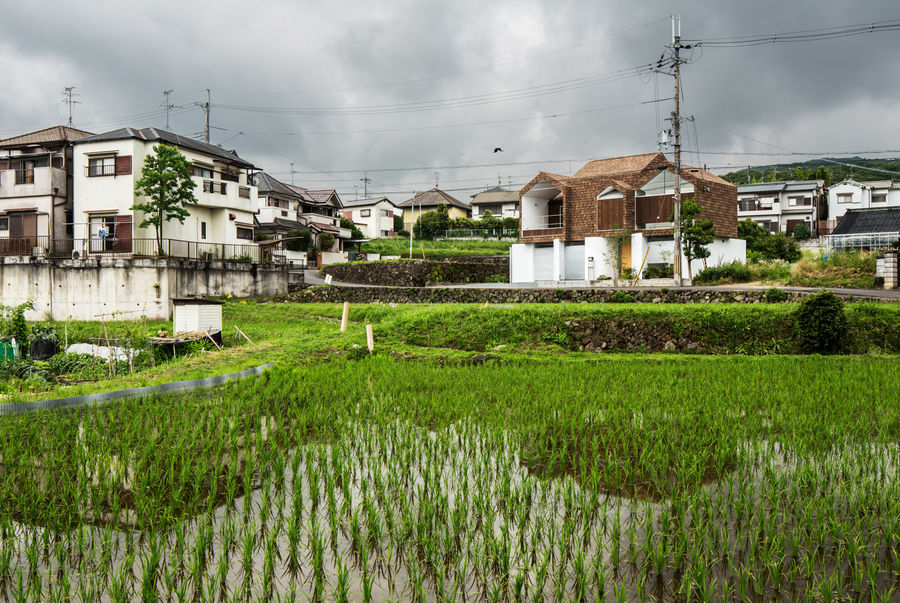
[{"x1": 686, "y1": 18, "x2": 900, "y2": 47}]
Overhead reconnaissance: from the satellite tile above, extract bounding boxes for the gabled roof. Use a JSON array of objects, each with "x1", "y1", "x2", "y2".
[
  {"x1": 738, "y1": 182, "x2": 787, "y2": 194},
  {"x1": 831, "y1": 208, "x2": 900, "y2": 236},
  {"x1": 784, "y1": 181, "x2": 823, "y2": 192},
  {"x1": 573, "y1": 152, "x2": 664, "y2": 178},
  {"x1": 396, "y1": 188, "x2": 469, "y2": 210},
  {"x1": 341, "y1": 196, "x2": 396, "y2": 208},
  {"x1": 0, "y1": 125, "x2": 94, "y2": 150},
  {"x1": 253, "y1": 172, "x2": 304, "y2": 200},
  {"x1": 471, "y1": 189, "x2": 519, "y2": 205},
  {"x1": 470, "y1": 185, "x2": 509, "y2": 198},
  {"x1": 74, "y1": 127, "x2": 255, "y2": 169}
]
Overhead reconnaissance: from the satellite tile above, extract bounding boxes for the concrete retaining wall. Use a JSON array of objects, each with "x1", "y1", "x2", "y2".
[{"x1": 0, "y1": 257, "x2": 287, "y2": 321}]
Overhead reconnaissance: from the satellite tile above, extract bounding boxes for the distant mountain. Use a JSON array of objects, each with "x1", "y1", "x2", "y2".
[{"x1": 719, "y1": 157, "x2": 900, "y2": 187}]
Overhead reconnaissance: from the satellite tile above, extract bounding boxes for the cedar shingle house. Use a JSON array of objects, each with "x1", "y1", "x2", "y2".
[{"x1": 512, "y1": 152, "x2": 745, "y2": 282}]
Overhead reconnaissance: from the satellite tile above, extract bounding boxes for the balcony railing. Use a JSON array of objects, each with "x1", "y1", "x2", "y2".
[
  {"x1": 0, "y1": 236, "x2": 278, "y2": 264},
  {"x1": 238, "y1": 186, "x2": 251, "y2": 199},
  {"x1": 738, "y1": 201, "x2": 773, "y2": 212},
  {"x1": 202, "y1": 180, "x2": 227, "y2": 194},
  {"x1": 85, "y1": 164, "x2": 116, "y2": 177},
  {"x1": 14, "y1": 169, "x2": 34, "y2": 185}
]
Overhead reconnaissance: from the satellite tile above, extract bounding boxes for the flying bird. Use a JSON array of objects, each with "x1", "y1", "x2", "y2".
[{"x1": 493, "y1": 147, "x2": 503, "y2": 153}]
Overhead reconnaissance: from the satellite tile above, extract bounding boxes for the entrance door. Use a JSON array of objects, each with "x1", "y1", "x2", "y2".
[{"x1": 620, "y1": 240, "x2": 632, "y2": 276}]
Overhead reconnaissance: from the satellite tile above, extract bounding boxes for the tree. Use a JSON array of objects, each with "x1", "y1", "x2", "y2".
[
  {"x1": 317, "y1": 232, "x2": 336, "y2": 251},
  {"x1": 132, "y1": 144, "x2": 198, "y2": 254},
  {"x1": 413, "y1": 205, "x2": 450, "y2": 240},
  {"x1": 340, "y1": 217, "x2": 364, "y2": 240},
  {"x1": 285, "y1": 229, "x2": 311, "y2": 252},
  {"x1": 680, "y1": 198, "x2": 715, "y2": 280},
  {"x1": 791, "y1": 223, "x2": 811, "y2": 240},
  {"x1": 393, "y1": 213, "x2": 404, "y2": 234}
]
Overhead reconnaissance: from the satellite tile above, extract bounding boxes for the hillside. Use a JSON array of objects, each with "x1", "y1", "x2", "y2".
[{"x1": 720, "y1": 157, "x2": 900, "y2": 186}]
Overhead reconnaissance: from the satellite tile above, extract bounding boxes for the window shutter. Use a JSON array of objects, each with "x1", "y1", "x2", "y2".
[{"x1": 115, "y1": 155, "x2": 132, "y2": 175}]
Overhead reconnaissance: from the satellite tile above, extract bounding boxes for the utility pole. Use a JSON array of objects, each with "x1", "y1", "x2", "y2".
[
  {"x1": 61, "y1": 87, "x2": 81, "y2": 127},
  {"x1": 162, "y1": 89, "x2": 174, "y2": 129},
  {"x1": 360, "y1": 172, "x2": 371, "y2": 197},
  {"x1": 204, "y1": 89, "x2": 210, "y2": 143},
  {"x1": 290, "y1": 162, "x2": 295, "y2": 185},
  {"x1": 434, "y1": 172, "x2": 439, "y2": 189},
  {"x1": 668, "y1": 15, "x2": 686, "y2": 287}
]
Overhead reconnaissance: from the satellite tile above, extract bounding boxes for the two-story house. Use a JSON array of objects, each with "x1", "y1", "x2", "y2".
[
  {"x1": 397, "y1": 188, "x2": 470, "y2": 231},
  {"x1": 827, "y1": 179, "x2": 900, "y2": 232},
  {"x1": 470, "y1": 186, "x2": 519, "y2": 220},
  {"x1": 512, "y1": 152, "x2": 745, "y2": 283},
  {"x1": 71, "y1": 127, "x2": 259, "y2": 260},
  {"x1": 736, "y1": 180, "x2": 826, "y2": 236},
  {"x1": 0, "y1": 125, "x2": 93, "y2": 256},
  {"x1": 253, "y1": 172, "x2": 351, "y2": 250},
  {"x1": 341, "y1": 197, "x2": 399, "y2": 238}
]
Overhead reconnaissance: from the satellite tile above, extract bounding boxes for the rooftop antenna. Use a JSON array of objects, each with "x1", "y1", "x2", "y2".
[
  {"x1": 162, "y1": 89, "x2": 174, "y2": 130},
  {"x1": 290, "y1": 162, "x2": 295, "y2": 185},
  {"x1": 434, "y1": 171, "x2": 439, "y2": 188},
  {"x1": 61, "y1": 87, "x2": 81, "y2": 127}
]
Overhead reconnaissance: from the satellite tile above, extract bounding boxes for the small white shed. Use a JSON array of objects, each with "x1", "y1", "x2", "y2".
[{"x1": 172, "y1": 298, "x2": 224, "y2": 335}]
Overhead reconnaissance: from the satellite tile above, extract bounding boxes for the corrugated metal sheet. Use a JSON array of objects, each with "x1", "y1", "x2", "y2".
[
  {"x1": 737, "y1": 182, "x2": 786, "y2": 194},
  {"x1": 0, "y1": 125, "x2": 93, "y2": 149}
]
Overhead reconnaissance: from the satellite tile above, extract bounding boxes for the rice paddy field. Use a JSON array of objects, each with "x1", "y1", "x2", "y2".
[{"x1": 0, "y1": 343, "x2": 898, "y2": 601}]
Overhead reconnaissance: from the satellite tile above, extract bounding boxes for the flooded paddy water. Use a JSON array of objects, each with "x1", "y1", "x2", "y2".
[{"x1": 0, "y1": 356, "x2": 897, "y2": 600}]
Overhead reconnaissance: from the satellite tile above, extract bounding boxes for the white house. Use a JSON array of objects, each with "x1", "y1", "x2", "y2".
[
  {"x1": 253, "y1": 172, "x2": 352, "y2": 251},
  {"x1": 72, "y1": 127, "x2": 260, "y2": 260},
  {"x1": 0, "y1": 125, "x2": 93, "y2": 256},
  {"x1": 340, "y1": 197, "x2": 399, "y2": 238},
  {"x1": 827, "y1": 180, "x2": 900, "y2": 231},
  {"x1": 736, "y1": 180, "x2": 826, "y2": 236},
  {"x1": 470, "y1": 186, "x2": 519, "y2": 220}
]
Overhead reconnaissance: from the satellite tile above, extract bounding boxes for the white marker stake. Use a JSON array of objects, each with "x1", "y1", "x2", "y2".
[
  {"x1": 324, "y1": 274, "x2": 333, "y2": 285},
  {"x1": 366, "y1": 324, "x2": 374, "y2": 353},
  {"x1": 340, "y1": 301, "x2": 350, "y2": 333}
]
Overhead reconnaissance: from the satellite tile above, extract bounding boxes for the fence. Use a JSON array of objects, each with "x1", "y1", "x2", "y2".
[
  {"x1": 436, "y1": 228, "x2": 519, "y2": 240},
  {"x1": 825, "y1": 233, "x2": 899, "y2": 251},
  {"x1": 0, "y1": 236, "x2": 268, "y2": 263}
]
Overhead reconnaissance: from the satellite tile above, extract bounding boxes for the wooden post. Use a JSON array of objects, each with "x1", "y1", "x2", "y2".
[
  {"x1": 340, "y1": 301, "x2": 350, "y2": 333},
  {"x1": 366, "y1": 324, "x2": 374, "y2": 353}
]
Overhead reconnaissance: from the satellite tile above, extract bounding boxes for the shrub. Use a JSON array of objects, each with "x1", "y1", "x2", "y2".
[
  {"x1": 794, "y1": 291, "x2": 847, "y2": 354},
  {"x1": 694, "y1": 262, "x2": 753, "y2": 284},
  {"x1": 485, "y1": 274, "x2": 509, "y2": 283},
  {"x1": 317, "y1": 232, "x2": 336, "y2": 251},
  {"x1": 285, "y1": 229, "x2": 312, "y2": 252},
  {"x1": 792, "y1": 223, "x2": 811, "y2": 240},
  {"x1": 610, "y1": 290, "x2": 636, "y2": 303},
  {"x1": 643, "y1": 264, "x2": 673, "y2": 279},
  {"x1": 765, "y1": 287, "x2": 788, "y2": 303}
]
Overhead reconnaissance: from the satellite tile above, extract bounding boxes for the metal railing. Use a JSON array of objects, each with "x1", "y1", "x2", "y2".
[
  {"x1": 738, "y1": 201, "x2": 773, "y2": 212},
  {"x1": 437, "y1": 228, "x2": 519, "y2": 239},
  {"x1": 0, "y1": 236, "x2": 275, "y2": 263},
  {"x1": 202, "y1": 179, "x2": 227, "y2": 194},
  {"x1": 826, "y1": 233, "x2": 899, "y2": 251},
  {"x1": 85, "y1": 164, "x2": 116, "y2": 177}
]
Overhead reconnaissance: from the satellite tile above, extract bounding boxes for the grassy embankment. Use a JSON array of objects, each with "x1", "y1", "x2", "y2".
[{"x1": 360, "y1": 237, "x2": 512, "y2": 258}]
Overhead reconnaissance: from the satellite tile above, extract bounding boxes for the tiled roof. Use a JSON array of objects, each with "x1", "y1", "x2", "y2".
[
  {"x1": 471, "y1": 190, "x2": 519, "y2": 205},
  {"x1": 309, "y1": 221, "x2": 339, "y2": 233},
  {"x1": 396, "y1": 188, "x2": 469, "y2": 210},
  {"x1": 831, "y1": 207, "x2": 900, "y2": 236},
  {"x1": 74, "y1": 127, "x2": 255, "y2": 168},
  {"x1": 0, "y1": 125, "x2": 94, "y2": 150},
  {"x1": 253, "y1": 172, "x2": 304, "y2": 199},
  {"x1": 341, "y1": 196, "x2": 395, "y2": 208}
]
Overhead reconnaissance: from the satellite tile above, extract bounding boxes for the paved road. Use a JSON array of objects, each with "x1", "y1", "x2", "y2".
[{"x1": 303, "y1": 270, "x2": 900, "y2": 300}]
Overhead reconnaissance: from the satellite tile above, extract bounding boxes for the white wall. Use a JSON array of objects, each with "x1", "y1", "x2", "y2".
[
  {"x1": 0, "y1": 257, "x2": 287, "y2": 321},
  {"x1": 563, "y1": 243, "x2": 584, "y2": 280},
  {"x1": 509, "y1": 243, "x2": 533, "y2": 283},
  {"x1": 639, "y1": 235, "x2": 746, "y2": 278}
]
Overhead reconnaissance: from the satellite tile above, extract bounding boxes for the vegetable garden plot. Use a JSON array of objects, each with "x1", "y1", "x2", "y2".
[{"x1": 0, "y1": 356, "x2": 897, "y2": 600}]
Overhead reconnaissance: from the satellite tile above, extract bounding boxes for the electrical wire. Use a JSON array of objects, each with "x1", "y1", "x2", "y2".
[{"x1": 686, "y1": 18, "x2": 900, "y2": 47}]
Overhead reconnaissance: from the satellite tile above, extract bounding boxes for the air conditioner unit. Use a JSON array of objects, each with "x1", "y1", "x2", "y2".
[{"x1": 32, "y1": 247, "x2": 46, "y2": 258}]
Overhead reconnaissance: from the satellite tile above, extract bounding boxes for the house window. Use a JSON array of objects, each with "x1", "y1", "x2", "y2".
[
  {"x1": 788, "y1": 196, "x2": 811, "y2": 206},
  {"x1": 873, "y1": 193, "x2": 887, "y2": 203},
  {"x1": 200, "y1": 222, "x2": 207, "y2": 240},
  {"x1": 16, "y1": 161, "x2": 35, "y2": 184},
  {"x1": 361, "y1": 209, "x2": 371, "y2": 217},
  {"x1": 837, "y1": 193, "x2": 854, "y2": 204},
  {"x1": 88, "y1": 156, "x2": 116, "y2": 177},
  {"x1": 236, "y1": 226, "x2": 253, "y2": 240},
  {"x1": 379, "y1": 209, "x2": 391, "y2": 217},
  {"x1": 0, "y1": 218, "x2": 7, "y2": 231},
  {"x1": 193, "y1": 166, "x2": 213, "y2": 179},
  {"x1": 380, "y1": 230, "x2": 390, "y2": 237}
]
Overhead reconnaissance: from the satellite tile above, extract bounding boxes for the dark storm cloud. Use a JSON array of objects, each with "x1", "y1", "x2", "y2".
[{"x1": 1, "y1": 1, "x2": 898, "y2": 199}]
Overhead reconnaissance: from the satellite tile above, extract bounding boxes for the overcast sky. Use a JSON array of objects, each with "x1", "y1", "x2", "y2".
[{"x1": 2, "y1": 1, "x2": 899, "y2": 201}]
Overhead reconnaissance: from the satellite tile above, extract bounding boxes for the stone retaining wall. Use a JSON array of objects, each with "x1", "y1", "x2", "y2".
[
  {"x1": 321, "y1": 257, "x2": 509, "y2": 287},
  {"x1": 283, "y1": 285, "x2": 882, "y2": 305}
]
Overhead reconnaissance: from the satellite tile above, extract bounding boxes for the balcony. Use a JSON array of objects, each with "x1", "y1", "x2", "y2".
[
  {"x1": 0, "y1": 166, "x2": 66, "y2": 199},
  {"x1": 737, "y1": 200, "x2": 776, "y2": 214},
  {"x1": 192, "y1": 177, "x2": 256, "y2": 212}
]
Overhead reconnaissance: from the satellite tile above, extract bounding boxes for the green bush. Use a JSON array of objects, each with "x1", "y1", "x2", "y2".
[
  {"x1": 794, "y1": 291, "x2": 848, "y2": 354},
  {"x1": 485, "y1": 274, "x2": 509, "y2": 283},
  {"x1": 791, "y1": 223, "x2": 811, "y2": 240},
  {"x1": 765, "y1": 287, "x2": 788, "y2": 303},
  {"x1": 610, "y1": 290, "x2": 636, "y2": 303},
  {"x1": 694, "y1": 262, "x2": 753, "y2": 284}
]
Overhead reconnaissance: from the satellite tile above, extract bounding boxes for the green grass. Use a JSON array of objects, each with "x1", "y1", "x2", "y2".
[
  {"x1": 695, "y1": 249, "x2": 877, "y2": 288},
  {"x1": 360, "y1": 237, "x2": 513, "y2": 258}
]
